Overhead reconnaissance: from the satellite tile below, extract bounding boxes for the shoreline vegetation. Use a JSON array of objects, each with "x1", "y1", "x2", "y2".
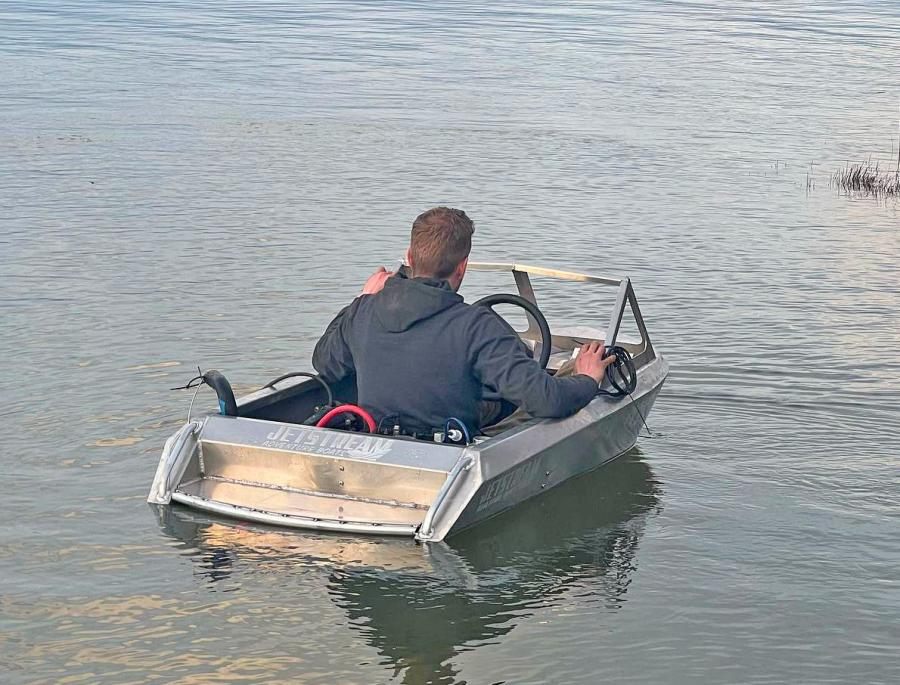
[{"x1": 832, "y1": 158, "x2": 900, "y2": 197}]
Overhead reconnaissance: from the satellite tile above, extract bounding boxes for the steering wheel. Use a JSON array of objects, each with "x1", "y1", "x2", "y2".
[{"x1": 473, "y1": 293, "x2": 552, "y2": 369}]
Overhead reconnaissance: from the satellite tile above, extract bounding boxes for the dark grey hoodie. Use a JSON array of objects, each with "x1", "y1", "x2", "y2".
[{"x1": 312, "y1": 273, "x2": 598, "y2": 434}]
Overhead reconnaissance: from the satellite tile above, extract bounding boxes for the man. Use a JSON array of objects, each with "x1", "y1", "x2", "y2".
[{"x1": 312, "y1": 207, "x2": 614, "y2": 437}]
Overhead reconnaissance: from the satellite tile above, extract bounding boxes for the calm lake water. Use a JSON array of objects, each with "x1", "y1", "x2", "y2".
[{"x1": 2, "y1": 1, "x2": 898, "y2": 683}]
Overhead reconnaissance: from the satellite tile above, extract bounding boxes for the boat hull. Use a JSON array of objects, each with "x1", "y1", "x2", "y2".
[
  {"x1": 149, "y1": 357, "x2": 667, "y2": 542},
  {"x1": 420, "y1": 355, "x2": 667, "y2": 541}
]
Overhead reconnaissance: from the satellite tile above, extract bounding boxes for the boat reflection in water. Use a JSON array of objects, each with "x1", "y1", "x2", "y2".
[{"x1": 156, "y1": 449, "x2": 660, "y2": 683}]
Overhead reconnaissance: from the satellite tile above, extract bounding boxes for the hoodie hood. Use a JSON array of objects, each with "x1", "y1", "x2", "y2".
[{"x1": 372, "y1": 274, "x2": 463, "y2": 332}]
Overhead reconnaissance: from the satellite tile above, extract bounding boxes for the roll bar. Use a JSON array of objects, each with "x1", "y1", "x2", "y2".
[{"x1": 467, "y1": 262, "x2": 656, "y2": 367}]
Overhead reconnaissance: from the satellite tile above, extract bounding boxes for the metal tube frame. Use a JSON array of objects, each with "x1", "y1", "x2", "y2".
[
  {"x1": 415, "y1": 453, "x2": 475, "y2": 542},
  {"x1": 148, "y1": 420, "x2": 203, "y2": 504},
  {"x1": 467, "y1": 262, "x2": 655, "y2": 366}
]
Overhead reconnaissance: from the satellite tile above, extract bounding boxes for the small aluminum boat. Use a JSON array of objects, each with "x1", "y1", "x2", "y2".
[{"x1": 148, "y1": 263, "x2": 668, "y2": 542}]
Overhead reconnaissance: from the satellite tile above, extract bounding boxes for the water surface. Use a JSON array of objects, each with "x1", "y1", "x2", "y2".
[{"x1": 1, "y1": 1, "x2": 898, "y2": 683}]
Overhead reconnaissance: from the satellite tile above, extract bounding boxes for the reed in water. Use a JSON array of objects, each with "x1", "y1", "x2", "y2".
[{"x1": 832, "y1": 159, "x2": 900, "y2": 197}]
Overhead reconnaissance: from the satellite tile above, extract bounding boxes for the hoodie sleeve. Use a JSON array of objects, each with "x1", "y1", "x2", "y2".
[
  {"x1": 470, "y1": 309, "x2": 598, "y2": 419},
  {"x1": 312, "y1": 302, "x2": 357, "y2": 384}
]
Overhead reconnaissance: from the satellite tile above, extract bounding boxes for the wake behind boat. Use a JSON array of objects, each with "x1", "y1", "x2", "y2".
[{"x1": 148, "y1": 263, "x2": 668, "y2": 542}]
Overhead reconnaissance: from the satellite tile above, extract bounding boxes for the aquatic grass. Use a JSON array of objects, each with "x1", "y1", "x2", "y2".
[
  {"x1": 832, "y1": 103, "x2": 900, "y2": 198},
  {"x1": 832, "y1": 158, "x2": 900, "y2": 197}
]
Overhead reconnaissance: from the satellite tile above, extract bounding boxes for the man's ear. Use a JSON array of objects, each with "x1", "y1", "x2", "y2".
[
  {"x1": 405, "y1": 247, "x2": 413, "y2": 270},
  {"x1": 452, "y1": 257, "x2": 469, "y2": 290}
]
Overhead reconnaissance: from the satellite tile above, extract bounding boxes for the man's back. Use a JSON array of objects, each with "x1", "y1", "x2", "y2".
[{"x1": 313, "y1": 273, "x2": 599, "y2": 435}]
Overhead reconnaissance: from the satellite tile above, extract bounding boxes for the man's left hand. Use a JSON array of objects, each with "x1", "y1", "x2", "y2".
[{"x1": 361, "y1": 267, "x2": 394, "y2": 295}]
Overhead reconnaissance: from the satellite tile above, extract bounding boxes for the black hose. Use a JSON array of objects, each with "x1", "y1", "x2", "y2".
[
  {"x1": 597, "y1": 346, "x2": 653, "y2": 436},
  {"x1": 203, "y1": 369, "x2": 238, "y2": 416},
  {"x1": 262, "y1": 371, "x2": 333, "y2": 406},
  {"x1": 598, "y1": 346, "x2": 637, "y2": 398}
]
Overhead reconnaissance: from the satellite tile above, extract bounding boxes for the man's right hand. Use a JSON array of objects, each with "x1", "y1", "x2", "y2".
[
  {"x1": 574, "y1": 340, "x2": 617, "y2": 384},
  {"x1": 361, "y1": 267, "x2": 394, "y2": 295}
]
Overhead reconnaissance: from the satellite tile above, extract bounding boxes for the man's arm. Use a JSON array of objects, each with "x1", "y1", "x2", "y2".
[
  {"x1": 312, "y1": 303, "x2": 356, "y2": 383},
  {"x1": 470, "y1": 311, "x2": 612, "y2": 418},
  {"x1": 312, "y1": 268, "x2": 394, "y2": 383}
]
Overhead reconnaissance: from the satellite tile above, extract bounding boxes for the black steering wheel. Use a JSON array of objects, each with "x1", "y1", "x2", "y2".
[{"x1": 473, "y1": 293, "x2": 552, "y2": 369}]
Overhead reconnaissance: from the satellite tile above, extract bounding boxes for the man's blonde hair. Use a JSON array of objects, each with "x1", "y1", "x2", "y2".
[{"x1": 410, "y1": 207, "x2": 474, "y2": 280}]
